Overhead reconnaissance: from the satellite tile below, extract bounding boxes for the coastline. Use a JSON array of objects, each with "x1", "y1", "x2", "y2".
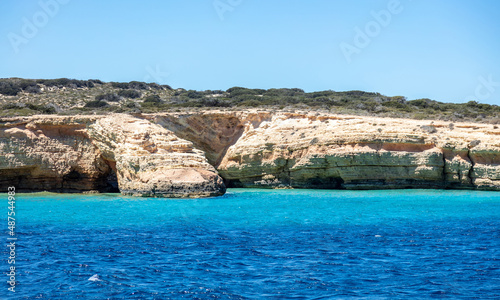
[{"x1": 1, "y1": 110, "x2": 499, "y2": 197}]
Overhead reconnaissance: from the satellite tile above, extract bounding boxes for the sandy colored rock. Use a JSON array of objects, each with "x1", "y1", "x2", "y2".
[
  {"x1": 213, "y1": 111, "x2": 500, "y2": 190},
  {"x1": 1, "y1": 111, "x2": 499, "y2": 195},
  {"x1": 87, "y1": 114, "x2": 226, "y2": 197},
  {"x1": 0, "y1": 114, "x2": 226, "y2": 197},
  {"x1": 0, "y1": 115, "x2": 111, "y2": 192}
]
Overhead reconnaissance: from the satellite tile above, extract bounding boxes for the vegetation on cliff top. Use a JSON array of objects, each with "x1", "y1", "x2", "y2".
[{"x1": 0, "y1": 77, "x2": 499, "y2": 124}]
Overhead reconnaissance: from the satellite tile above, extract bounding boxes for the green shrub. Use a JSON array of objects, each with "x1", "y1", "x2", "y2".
[
  {"x1": 117, "y1": 89, "x2": 141, "y2": 99},
  {"x1": 25, "y1": 85, "x2": 41, "y2": 93},
  {"x1": 147, "y1": 83, "x2": 162, "y2": 90},
  {"x1": 265, "y1": 88, "x2": 304, "y2": 97},
  {"x1": 0, "y1": 82, "x2": 21, "y2": 95},
  {"x1": 204, "y1": 90, "x2": 224, "y2": 95},
  {"x1": 35, "y1": 78, "x2": 95, "y2": 88},
  {"x1": 231, "y1": 94, "x2": 262, "y2": 103},
  {"x1": 238, "y1": 99, "x2": 263, "y2": 107},
  {"x1": 17, "y1": 79, "x2": 39, "y2": 90},
  {"x1": 111, "y1": 81, "x2": 169, "y2": 90},
  {"x1": 4, "y1": 102, "x2": 56, "y2": 114},
  {"x1": 2, "y1": 77, "x2": 500, "y2": 123},
  {"x1": 110, "y1": 82, "x2": 130, "y2": 89},
  {"x1": 309, "y1": 90, "x2": 336, "y2": 98},
  {"x1": 197, "y1": 98, "x2": 231, "y2": 107},
  {"x1": 186, "y1": 90, "x2": 204, "y2": 99},
  {"x1": 144, "y1": 95, "x2": 162, "y2": 103},
  {"x1": 84, "y1": 100, "x2": 108, "y2": 108},
  {"x1": 96, "y1": 93, "x2": 121, "y2": 102},
  {"x1": 25, "y1": 103, "x2": 56, "y2": 114},
  {"x1": 124, "y1": 102, "x2": 139, "y2": 108},
  {"x1": 390, "y1": 96, "x2": 407, "y2": 103},
  {"x1": 128, "y1": 81, "x2": 149, "y2": 90},
  {"x1": 382, "y1": 101, "x2": 407, "y2": 109},
  {"x1": 89, "y1": 79, "x2": 103, "y2": 85},
  {"x1": 227, "y1": 87, "x2": 264, "y2": 97},
  {"x1": 3, "y1": 103, "x2": 24, "y2": 109}
]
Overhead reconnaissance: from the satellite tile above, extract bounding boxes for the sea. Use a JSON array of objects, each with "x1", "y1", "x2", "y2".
[{"x1": 2, "y1": 189, "x2": 499, "y2": 299}]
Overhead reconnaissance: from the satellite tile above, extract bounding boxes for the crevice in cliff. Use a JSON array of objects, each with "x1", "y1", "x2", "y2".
[
  {"x1": 466, "y1": 148, "x2": 475, "y2": 187},
  {"x1": 441, "y1": 150, "x2": 448, "y2": 187},
  {"x1": 284, "y1": 158, "x2": 292, "y2": 187},
  {"x1": 147, "y1": 114, "x2": 246, "y2": 169},
  {"x1": 101, "y1": 158, "x2": 120, "y2": 192},
  {"x1": 214, "y1": 128, "x2": 245, "y2": 168},
  {"x1": 273, "y1": 157, "x2": 291, "y2": 187}
]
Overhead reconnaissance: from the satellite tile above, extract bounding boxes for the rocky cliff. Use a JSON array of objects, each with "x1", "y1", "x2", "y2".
[
  {"x1": 0, "y1": 115, "x2": 111, "y2": 192},
  {"x1": 146, "y1": 111, "x2": 500, "y2": 191},
  {"x1": 213, "y1": 112, "x2": 500, "y2": 190},
  {"x1": 87, "y1": 114, "x2": 225, "y2": 197},
  {"x1": 1, "y1": 111, "x2": 499, "y2": 196},
  {"x1": 0, "y1": 114, "x2": 225, "y2": 197}
]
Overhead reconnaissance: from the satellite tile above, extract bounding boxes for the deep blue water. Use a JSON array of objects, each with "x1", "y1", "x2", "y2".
[{"x1": 2, "y1": 189, "x2": 500, "y2": 299}]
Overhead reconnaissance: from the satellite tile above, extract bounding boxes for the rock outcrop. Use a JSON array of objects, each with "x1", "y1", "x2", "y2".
[
  {"x1": 145, "y1": 111, "x2": 270, "y2": 167},
  {"x1": 0, "y1": 116, "x2": 112, "y2": 192},
  {"x1": 1, "y1": 111, "x2": 499, "y2": 196},
  {"x1": 0, "y1": 114, "x2": 225, "y2": 197},
  {"x1": 87, "y1": 114, "x2": 225, "y2": 197},
  {"x1": 212, "y1": 112, "x2": 500, "y2": 190}
]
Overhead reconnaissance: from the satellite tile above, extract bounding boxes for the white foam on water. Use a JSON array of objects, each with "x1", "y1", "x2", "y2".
[{"x1": 88, "y1": 274, "x2": 100, "y2": 282}]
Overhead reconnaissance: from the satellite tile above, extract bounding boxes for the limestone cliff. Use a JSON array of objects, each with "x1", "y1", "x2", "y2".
[
  {"x1": 212, "y1": 112, "x2": 500, "y2": 190},
  {"x1": 0, "y1": 116, "x2": 111, "y2": 192},
  {"x1": 145, "y1": 111, "x2": 270, "y2": 167},
  {"x1": 0, "y1": 114, "x2": 225, "y2": 197},
  {"x1": 1, "y1": 111, "x2": 499, "y2": 196},
  {"x1": 87, "y1": 114, "x2": 225, "y2": 197}
]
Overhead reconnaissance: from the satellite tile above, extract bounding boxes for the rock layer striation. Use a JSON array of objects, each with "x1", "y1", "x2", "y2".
[
  {"x1": 0, "y1": 114, "x2": 225, "y2": 197},
  {"x1": 213, "y1": 112, "x2": 500, "y2": 190},
  {"x1": 1, "y1": 111, "x2": 499, "y2": 196},
  {"x1": 87, "y1": 114, "x2": 225, "y2": 197},
  {"x1": 0, "y1": 116, "x2": 111, "y2": 192}
]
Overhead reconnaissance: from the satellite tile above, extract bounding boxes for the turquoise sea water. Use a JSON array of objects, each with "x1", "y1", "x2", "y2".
[{"x1": 2, "y1": 189, "x2": 500, "y2": 299}]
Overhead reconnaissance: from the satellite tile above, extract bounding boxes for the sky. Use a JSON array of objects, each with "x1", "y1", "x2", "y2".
[{"x1": 1, "y1": 0, "x2": 499, "y2": 104}]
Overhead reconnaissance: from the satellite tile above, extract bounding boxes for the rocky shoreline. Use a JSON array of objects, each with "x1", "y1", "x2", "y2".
[{"x1": 1, "y1": 111, "x2": 499, "y2": 197}]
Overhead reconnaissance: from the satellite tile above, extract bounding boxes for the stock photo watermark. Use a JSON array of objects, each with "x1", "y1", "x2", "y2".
[
  {"x1": 143, "y1": 65, "x2": 170, "y2": 84},
  {"x1": 179, "y1": 198, "x2": 209, "y2": 221},
  {"x1": 340, "y1": 0, "x2": 405, "y2": 63},
  {"x1": 8, "y1": 0, "x2": 70, "y2": 54},
  {"x1": 466, "y1": 74, "x2": 500, "y2": 102},
  {"x1": 213, "y1": 0, "x2": 243, "y2": 21},
  {"x1": 6, "y1": 187, "x2": 17, "y2": 293}
]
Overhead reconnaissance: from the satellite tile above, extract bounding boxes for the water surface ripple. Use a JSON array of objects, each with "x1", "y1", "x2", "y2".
[{"x1": 2, "y1": 189, "x2": 499, "y2": 299}]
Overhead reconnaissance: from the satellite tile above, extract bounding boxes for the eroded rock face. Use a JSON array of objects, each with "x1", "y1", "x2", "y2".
[
  {"x1": 0, "y1": 116, "x2": 112, "y2": 192},
  {"x1": 0, "y1": 114, "x2": 226, "y2": 197},
  {"x1": 215, "y1": 112, "x2": 500, "y2": 190},
  {"x1": 1, "y1": 111, "x2": 499, "y2": 195},
  {"x1": 146, "y1": 112, "x2": 256, "y2": 167},
  {"x1": 87, "y1": 114, "x2": 226, "y2": 197}
]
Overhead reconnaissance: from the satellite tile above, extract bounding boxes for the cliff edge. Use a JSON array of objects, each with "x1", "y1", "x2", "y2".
[
  {"x1": 0, "y1": 114, "x2": 225, "y2": 197},
  {"x1": 148, "y1": 111, "x2": 500, "y2": 191},
  {"x1": 1, "y1": 111, "x2": 499, "y2": 197},
  {"x1": 214, "y1": 112, "x2": 500, "y2": 190}
]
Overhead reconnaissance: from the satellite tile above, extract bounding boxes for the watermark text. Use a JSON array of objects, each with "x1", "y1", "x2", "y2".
[
  {"x1": 6, "y1": 187, "x2": 16, "y2": 293},
  {"x1": 213, "y1": 0, "x2": 243, "y2": 21},
  {"x1": 340, "y1": 0, "x2": 404, "y2": 63},
  {"x1": 8, "y1": 0, "x2": 70, "y2": 53},
  {"x1": 468, "y1": 74, "x2": 500, "y2": 102}
]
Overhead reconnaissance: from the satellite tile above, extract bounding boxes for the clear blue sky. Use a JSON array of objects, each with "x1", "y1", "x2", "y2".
[{"x1": 1, "y1": 0, "x2": 499, "y2": 104}]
